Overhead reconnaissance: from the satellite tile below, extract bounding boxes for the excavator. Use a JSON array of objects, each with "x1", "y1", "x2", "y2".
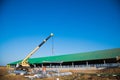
[{"x1": 15, "y1": 33, "x2": 54, "y2": 72}]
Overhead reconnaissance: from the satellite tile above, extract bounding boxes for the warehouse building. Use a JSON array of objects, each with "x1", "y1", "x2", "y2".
[{"x1": 9, "y1": 48, "x2": 120, "y2": 69}]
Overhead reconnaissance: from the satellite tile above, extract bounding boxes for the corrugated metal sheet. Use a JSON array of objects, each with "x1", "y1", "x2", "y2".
[{"x1": 8, "y1": 48, "x2": 120, "y2": 65}]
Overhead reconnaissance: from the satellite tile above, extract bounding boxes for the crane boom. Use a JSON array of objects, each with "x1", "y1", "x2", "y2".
[{"x1": 20, "y1": 33, "x2": 54, "y2": 67}]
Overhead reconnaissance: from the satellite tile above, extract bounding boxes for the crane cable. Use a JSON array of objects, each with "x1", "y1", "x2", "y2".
[{"x1": 52, "y1": 35, "x2": 54, "y2": 56}]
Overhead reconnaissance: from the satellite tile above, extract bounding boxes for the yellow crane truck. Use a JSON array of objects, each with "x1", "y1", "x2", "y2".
[{"x1": 15, "y1": 33, "x2": 54, "y2": 71}]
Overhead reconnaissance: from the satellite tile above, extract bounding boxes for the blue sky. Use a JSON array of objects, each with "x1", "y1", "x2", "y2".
[{"x1": 0, "y1": 0, "x2": 120, "y2": 66}]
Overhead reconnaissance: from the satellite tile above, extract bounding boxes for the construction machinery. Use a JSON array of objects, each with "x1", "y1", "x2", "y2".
[{"x1": 16, "y1": 33, "x2": 54, "y2": 71}]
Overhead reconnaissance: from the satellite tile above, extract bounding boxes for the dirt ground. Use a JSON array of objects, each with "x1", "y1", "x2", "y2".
[{"x1": 0, "y1": 66, "x2": 120, "y2": 80}]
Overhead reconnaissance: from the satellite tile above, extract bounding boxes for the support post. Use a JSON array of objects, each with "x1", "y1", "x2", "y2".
[
  {"x1": 103, "y1": 60, "x2": 106, "y2": 66},
  {"x1": 34, "y1": 64, "x2": 36, "y2": 68},
  {"x1": 72, "y1": 62, "x2": 74, "y2": 68},
  {"x1": 60, "y1": 63, "x2": 62, "y2": 68},
  {"x1": 50, "y1": 63, "x2": 51, "y2": 68},
  {"x1": 42, "y1": 64, "x2": 43, "y2": 67},
  {"x1": 86, "y1": 61, "x2": 88, "y2": 67}
]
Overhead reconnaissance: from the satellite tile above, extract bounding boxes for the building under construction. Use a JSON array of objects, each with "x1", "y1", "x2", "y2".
[
  {"x1": 7, "y1": 34, "x2": 120, "y2": 79},
  {"x1": 8, "y1": 48, "x2": 120, "y2": 69}
]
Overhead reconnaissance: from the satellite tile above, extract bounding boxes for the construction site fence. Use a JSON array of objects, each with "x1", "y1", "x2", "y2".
[
  {"x1": 9, "y1": 63, "x2": 120, "y2": 69},
  {"x1": 45, "y1": 63, "x2": 120, "y2": 68}
]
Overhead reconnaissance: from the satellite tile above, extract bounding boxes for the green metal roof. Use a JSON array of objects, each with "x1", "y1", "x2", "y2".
[{"x1": 8, "y1": 48, "x2": 120, "y2": 65}]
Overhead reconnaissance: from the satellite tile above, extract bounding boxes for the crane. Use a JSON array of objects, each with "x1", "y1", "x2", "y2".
[{"x1": 16, "y1": 33, "x2": 54, "y2": 70}]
